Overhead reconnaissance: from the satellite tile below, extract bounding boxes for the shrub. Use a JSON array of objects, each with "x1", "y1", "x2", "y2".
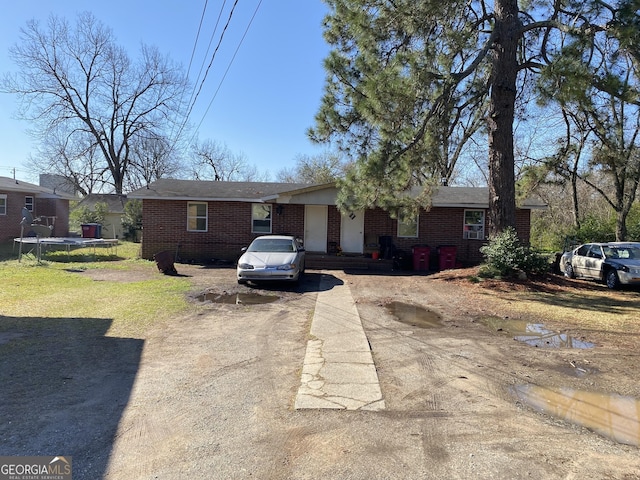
[
  {"x1": 479, "y1": 227, "x2": 549, "y2": 277},
  {"x1": 69, "y1": 201, "x2": 108, "y2": 232},
  {"x1": 122, "y1": 199, "x2": 143, "y2": 241}
]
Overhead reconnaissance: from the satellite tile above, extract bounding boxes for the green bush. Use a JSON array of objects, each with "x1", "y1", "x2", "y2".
[
  {"x1": 122, "y1": 199, "x2": 143, "y2": 241},
  {"x1": 479, "y1": 227, "x2": 549, "y2": 277},
  {"x1": 69, "y1": 201, "x2": 108, "y2": 232}
]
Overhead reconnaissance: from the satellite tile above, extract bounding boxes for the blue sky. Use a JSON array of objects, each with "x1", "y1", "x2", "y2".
[{"x1": 0, "y1": 1, "x2": 331, "y2": 183}]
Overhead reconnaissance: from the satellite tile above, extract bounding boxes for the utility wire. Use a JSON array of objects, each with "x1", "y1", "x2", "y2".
[
  {"x1": 170, "y1": 0, "x2": 228, "y2": 152},
  {"x1": 190, "y1": 0, "x2": 263, "y2": 143},
  {"x1": 185, "y1": 0, "x2": 228, "y2": 118},
  {"x1": 186, "y1": 0, "x2": 210, "y2": 81},
  {"x1": 167, "y1": 0, "x2": 209, "y2": 153},
  {"x1": 186, "y1": 0, "x2": 240, "y2": 126}
]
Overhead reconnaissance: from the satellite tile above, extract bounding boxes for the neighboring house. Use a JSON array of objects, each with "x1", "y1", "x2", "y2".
[
  {"x1": 78, "y1": 194, "x2": 128, "y2": 239},
  {"x1": 128, "y1": 179, "x2": 546, "y2": 266},
  {"x1": 0, "y1": 176, "x2": 74, "y2": 242},
  {"x1": 39, "y1": 173, "x2": 77, "y2": 196}
]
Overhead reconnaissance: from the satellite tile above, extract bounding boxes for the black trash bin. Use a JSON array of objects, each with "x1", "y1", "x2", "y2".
[{"x1": 379, "y1": 236, "x2": 394, "y2": 259}]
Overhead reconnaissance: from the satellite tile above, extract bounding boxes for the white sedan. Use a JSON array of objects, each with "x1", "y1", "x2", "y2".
[
  {"x1": 237, "y1": 235, "x2": 306, "y2": 284},
  {"x1": 561, "y1": 242, "x2": 640, "y2": 289}
]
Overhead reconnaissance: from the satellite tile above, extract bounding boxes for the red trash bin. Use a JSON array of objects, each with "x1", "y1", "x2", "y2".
[
  {"x1": 438, "y1": 246, "x2": 457, "y2": 271},
  {"x1": 81, "y1": 224, "x2": 97, "y2": 238},
  {"x1": 412, "y1": 245, "x2": 430, "y2": 271}
]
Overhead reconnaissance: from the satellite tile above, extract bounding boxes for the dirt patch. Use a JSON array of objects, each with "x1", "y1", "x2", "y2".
[
  {"x1": 2, "y1": 263, "x2": 640, "y2": 479},
  {"x1": 70, "y1": 265, "x2": 161, "y2": 283}
]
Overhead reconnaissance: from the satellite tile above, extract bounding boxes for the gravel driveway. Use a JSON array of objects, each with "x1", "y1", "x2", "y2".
[{"x1": 2, "y1": 265, "x2": 639, "y2": 479}]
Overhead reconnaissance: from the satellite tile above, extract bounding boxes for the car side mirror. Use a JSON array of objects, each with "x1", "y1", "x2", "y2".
[{"x1": 241, "y1": 247, "x2": 248, "y2": 253}]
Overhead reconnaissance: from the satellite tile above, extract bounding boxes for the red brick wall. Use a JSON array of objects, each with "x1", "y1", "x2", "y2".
[
  {"x1": 140, "y1": 199, "x2": 532, "y2": 265},
  {"x1": 363, "y1": 207, "x2": 483, "y2": 265},
  {"x1": 0, "y1": 192, "x2": 69, "y2": 241},
  {"x1": 140, "y1": 200, "x2": 306, "y2": 262},
  {"x1": 363, "y1": 207, "x2": 532, "y2": 265},
  {"x1": 37, "y1": 198, "x2": 70, "y2": 237},
  {"x1": 327, "y1": 206, "x2": 341, "y2": 248},
  {"x1": 515, "y1": 209, "x2": 531, "y2": 245},
  {"x1": 0, "y1": 192, "x2": 26, "y2": 241}
]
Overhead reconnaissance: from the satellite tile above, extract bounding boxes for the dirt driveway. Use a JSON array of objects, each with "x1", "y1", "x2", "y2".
[{"x1": 1, "y1": 264, "x2": 639, "y2": 479}]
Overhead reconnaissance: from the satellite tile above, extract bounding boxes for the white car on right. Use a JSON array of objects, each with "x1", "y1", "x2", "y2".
[{"x1": 560, "y1": 242, "x2": 640, "y2": 289}]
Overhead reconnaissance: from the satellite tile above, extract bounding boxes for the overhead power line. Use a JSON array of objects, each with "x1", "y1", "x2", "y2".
[
  {"x1": 185, "y1": 0, "x2": 229, "y2": 117},
  {"x1": 173, "y1": 0, "x2": 242, "y2": 150},
  {"x1": 167, "y1": 0, "x2": 213, "y2": 155},
  {"x1": 190, "y1": 0, "x2": 263, "y2": 143},
  {"x1": 186, "y1": 0, "x2": 210, "y2": 81},
  {"x1": 187, "y1": 0, "x2": 240, "y2": 122},
  {"x1": 172, "y1": 0, "x2": 263, "y2": 150}
]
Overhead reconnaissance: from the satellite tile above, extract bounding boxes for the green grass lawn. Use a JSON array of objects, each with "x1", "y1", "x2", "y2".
[{"x1": 0, "y1": 241, "x2": 192, "y2": 337}]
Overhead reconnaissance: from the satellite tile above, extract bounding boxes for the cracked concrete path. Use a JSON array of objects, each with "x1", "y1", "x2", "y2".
[{"x1": 294, "y1": 271, "x2": 385, "y2": 411}]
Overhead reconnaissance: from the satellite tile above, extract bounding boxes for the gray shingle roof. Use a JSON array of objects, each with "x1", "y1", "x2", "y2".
[
  {"x1": 128, "y1": 179, "x2": 546, "y2": 209},
  {"x1": 128, "y1": 179, "x2": 313, "y2": 202},
  {"x1": 0, "y1": 176, "x2": 76, "y2": 199},
  {"x1": 79, "y1": 194, "x2": 128, "y2": 213}
]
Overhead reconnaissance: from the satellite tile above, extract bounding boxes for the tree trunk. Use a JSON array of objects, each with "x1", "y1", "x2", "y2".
[
  {"x1": 616, "y1": 212, "x2": 628, "y2": 242},
  {"x1": 571, "y1": 171, "x2": 580, "y2": 229},
  {"x1": 487, "y1": 0, "x2": 520, "y2": 236}
]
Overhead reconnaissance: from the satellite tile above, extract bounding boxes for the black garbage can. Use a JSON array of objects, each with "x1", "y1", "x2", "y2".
[{"x1": 379, "y1": 236, "x2": 394, "y2": 259}]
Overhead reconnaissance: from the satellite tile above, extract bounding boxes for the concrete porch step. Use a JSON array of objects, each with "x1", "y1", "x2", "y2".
[{"x1": 305, "y1": 253, "x2": 393, "y2": 272}]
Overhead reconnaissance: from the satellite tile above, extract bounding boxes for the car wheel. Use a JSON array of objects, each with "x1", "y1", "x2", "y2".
[
  {"x1": 564, "y1": 263, "x2": 575, "y2": 279},
  {"x1": 605, "y1": 269, "x2": 620, "y2": 289}
]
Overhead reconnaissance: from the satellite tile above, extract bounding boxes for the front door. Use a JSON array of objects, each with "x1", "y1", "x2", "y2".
[
  {"x1": 304, "y1": 205, "x2": 328, "y2": 252},
  {"x1": 340, "y1": 210, "x2": 364, "y2": 254}
]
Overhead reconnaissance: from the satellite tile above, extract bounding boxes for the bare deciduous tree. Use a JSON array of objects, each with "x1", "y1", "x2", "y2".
[
  {"x1": 190, "y1": 139, "x2": 269, "y2": 182},
  {"x1": 2, "y1": 12, "x2": 188, "y2": 194},
  {"x1": 276, "y1": 152, "x2": 345, "y2": 184},
  {"x1": 127, "y1": 135, "x2": 184, "y2": 191}
]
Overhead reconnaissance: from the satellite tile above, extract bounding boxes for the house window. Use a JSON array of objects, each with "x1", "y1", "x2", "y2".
[
  {"x1": 0, "y1": 195, "x2": 6, "y2": 215},
  {"x1": 187, "y1": 202, "x2": 207, "y2": 232},
  {"x1": 397, "y1": 208, "x2": 419, "y2": 238},
  {"x1": 463, "y1": 210, "x2": 485, "y2": 239},
  {"x1": 25, "y1": 196, "x2": 34, "y2": 212},
  {"x1": 252, "y1": 204, "x2": 272, "y2": 233}
]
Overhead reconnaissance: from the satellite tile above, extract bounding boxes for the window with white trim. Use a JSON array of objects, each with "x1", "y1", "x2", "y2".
[
  {"x1": 463, "y1": 209, "x2": 485, "y2": 240},
  {"x1": 397, "y1": 208, "x2": 419, "y2": 238},
  {"x1": 187, "y1": 202, "x2": 208, "y2": 232},
  {"x1": 252, "y1": 204, "x2": 272, "y2": 233},
  {"x1": 0, "y1": 194, "x2": 6, "y2": 215},
  {"x1": 25, "y1": 196, "x2": 34, "y2": 212}
]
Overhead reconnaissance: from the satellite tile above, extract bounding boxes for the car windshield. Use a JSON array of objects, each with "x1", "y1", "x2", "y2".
[
  {"x1": 247, "y1": 238, "x2": 295, "y2": 253},
  {"x1": 603, "y1": 246, "x2": 640, "y2": 260}
]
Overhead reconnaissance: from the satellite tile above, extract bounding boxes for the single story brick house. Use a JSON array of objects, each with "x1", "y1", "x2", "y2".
[
  {"x1": 128, "y1": 179, "x2": 545, "y2": 266},
  {"x1": 0, "y1": 176, "x2": 74, "y2": 242}
]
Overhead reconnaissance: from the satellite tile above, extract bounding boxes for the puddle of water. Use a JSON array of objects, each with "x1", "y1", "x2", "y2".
[
  {"x1": 484, "y1": 317, "x2": 594, "y2": 349},
  {"x1": 197, "y1": 292, "x2": 279, "y2": 305},
  {"x1": 556, "y1": 363, "x2": 599, "y2": 378},
  {"x1": 386, "y1": 301, "x2": 442, "y2": 328},
  {"x1": 512, "y1": 384, "x2": 640, "y2": 447}
]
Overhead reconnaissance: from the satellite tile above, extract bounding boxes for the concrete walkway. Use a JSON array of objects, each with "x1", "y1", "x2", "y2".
[{"x1": 294, "y1": 272, "x2": 385, "y2": 411}]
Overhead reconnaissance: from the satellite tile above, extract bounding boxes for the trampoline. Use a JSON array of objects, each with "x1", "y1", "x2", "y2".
[{"x1": 13, "y1": 237, "x2": 119, "y2": 262}]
